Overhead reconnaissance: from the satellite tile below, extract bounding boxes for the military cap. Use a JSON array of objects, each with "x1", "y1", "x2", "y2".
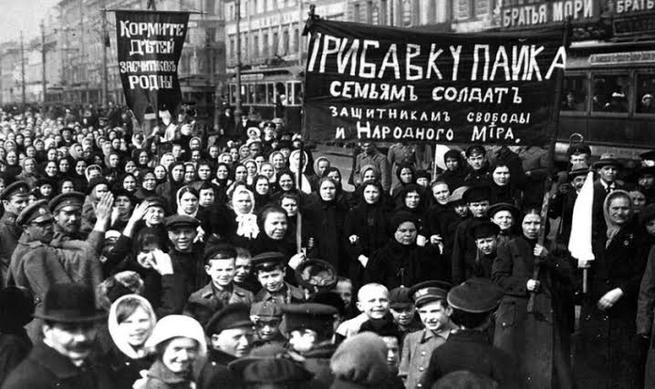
[
  {"x1": 569, "y1": 163, "x2": 590, "y2": 179},
  {"x1": 638, "y1": 166, "x2": 655, "y2": 178},
  {"x1": 592, "y1": 156, "x2": 622, "y2": 170},
  {"x1": 228, "y1": 344, "x2": 313, "y2": 384},
  {"x1": 164, "y1": 214, "x2": 200, "y2": 229},
  {"x1": 251, "y1": 252, "x2": 286, "y2": 270},
  {"x1": 16, "y1": 199, "x2": 53, "y2": 226},
  {"x1": 408, "y1": 280, "x2": 452, "y2": 307},
  {"x1": 447, "y1": 277, "x2": 504, "y2": 313},
  {"x1": 640, "y1": 149, "x2": 655, "y2": 161},
  {"x1": 487, "y1": 202, "x2": 519, "y2": 219},
  {"x1": 294, "y1": 259, "x2": 337, "y2": 292},
  {"x1": 49, "y1": 191, "x2": 85, "y2": 213},
  {"x1": 567, "y1": 143, "x2": 591, "y2": 156},
  {"x1": 462, "y1": 184, "x2": 491, "y2": 203},
  {"x1": 281, "y1": 303, "x2": 337, "y2": 334},
  {"x1": 205, "y1": 303, "x2": 253, "y2": 335},
  {"x1": 204, "y1": 243, "x2": 237, "y2": 262},
  {"x1": 250, "y1": 301, "x2": 282, "y2": 321},
  {"x1": 447, "y1": 186, "x2": 470, "y2": 204},
  {"x1": 471, "y1": 221, "x2": 500, "y2": 240},
  {"x1": 388, "y1": 286, "x2": 413, "y2": 310},
  {"x1": 143, "y1": 196, "x2": 166, "y2": 210},
  {"x1": 465, "y1": 144, "x2": 486, "y2": 157},
  {"x1": 0, "y1": 180, "x2": 29, "y2": 201}
]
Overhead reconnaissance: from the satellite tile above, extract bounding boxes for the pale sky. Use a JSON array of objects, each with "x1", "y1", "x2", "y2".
[{"x1": 0, "y1": 0, "x2": 60, "y2": 44}]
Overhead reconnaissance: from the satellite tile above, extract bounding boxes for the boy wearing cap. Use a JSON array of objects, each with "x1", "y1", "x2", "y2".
[
  {"x1": 399, "y1": 281, "x2": 456, "y2": 389},
  {"x1": 198, "y1": 303, "x2": 254, "y2": 389},
  {"x1": 0, "y1": 181, "x2": 29, "y2": 285},
  {"x1": 186, "y1": 244, "x2": 254, "y2": 318},
  {"x1": 388, "y1": 286, "x2": 421, "y2": 337},
  {"x1": 470, "y1": 221, "x2": 500, "y2": 280},
  {"x1": 464, "y1": 145, "x2": 490, "y2": 185},
  {"x1": 250, "y1": 301, "x2": 286, "y2": 347},
  {"x1": 251, "y1": 252, "x2": 304, "y2": 307},
  {"x1": 164, "y1": 214, "x2": 204, "y2": 298},
  {"x1": 421, "y1": 278, "x2": 519, "y2": 389}
]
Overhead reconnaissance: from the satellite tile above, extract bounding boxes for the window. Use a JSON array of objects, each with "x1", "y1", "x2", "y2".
[
  {"x1": 282, "y1": 29, "x2": 289, "y2": 55},
  {"x1": 273, "y1": 32, "x2": 278, "y2": 55},
  {"x1": 636, "y1": 73, "x2": 655, "y2": 114},
  {"x1": 353, "y1": 3, "x2": 360, "y2": 23},
  {"x1": 205, "y1": 0, "x2": 215, "y2": 15},
  {"x1": 561, "y1": 76, "x2": 587, "y2": 112},
  {"x1": 253, "y1": 34, "x2": 259, "y2": 57},
  {"x1": 591, "y1": 74, "x2": 630, "y2": 113},
  {"x1": 255, "y1": 84, "x2": 266, "y2": 103},
  {"x1": 262, "y1": 32, "x2": 269, "y2": 56}
]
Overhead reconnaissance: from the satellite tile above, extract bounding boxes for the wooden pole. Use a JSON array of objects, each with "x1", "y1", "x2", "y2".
[{"x1": 296, "y1": 144, "x2": 304, "y2": 254}]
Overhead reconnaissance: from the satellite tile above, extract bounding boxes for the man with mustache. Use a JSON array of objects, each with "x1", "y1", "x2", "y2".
[{"x1": 3, "y1": 283, "x2": 115, "y2": 389}]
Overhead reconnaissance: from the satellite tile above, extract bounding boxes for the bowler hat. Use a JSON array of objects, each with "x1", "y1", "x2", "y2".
[
  {"x1": 569, "y1": 163, "x2": 590, "y2": 179},
  {"x1": 34, "y1": 283, "x2": 106, "y2": 323},
  {"x1": 592, "y1": 157, "x2": 622, "y2": 170},
  {"x1": 447, "y1": 278, "x2": 504, "y2": 313}
]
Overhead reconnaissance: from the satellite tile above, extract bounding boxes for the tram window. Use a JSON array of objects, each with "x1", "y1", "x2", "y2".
[
  {"x1": 292, "y1": 82, "x2": 303, "y2": 105},
  {"x1": 229, "y1": 85, "x2": 237, "y2": 105},
  {"x1": 636, "y1": 74, "x2": 655, "y2": 114},
  {"x1": 255, "y1": 84, "x2": 266, "y2": 104},
  {"x1": 591, "y1": 74, "x2": 630, "y2": 113},
  {"x1": 267, "y1": 83, "x2": 275, "y2": 104},
  {"x1": 561, "y1": 76, "x2": 586, "y2": 111}
]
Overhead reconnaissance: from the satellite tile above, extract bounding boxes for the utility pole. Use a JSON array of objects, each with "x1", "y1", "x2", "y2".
[
  {"x1": 298, "y1": 0, "x2": 303, "y2": 66},
  {"x1": 235, "y1": 0, "x2": 242, "y2": 122},
  {"x1": 41, "y1": 21, "x2": 47, "y2": 104},
  {"x1": 79, "y1": 0, "x2": 85, "y2": 103},
  {"x1": 101, "y1": 7, "x2": 108, "y2": 107},
  {"x1": 20, "y1": 31, "x2": 26, "y2": 106}
]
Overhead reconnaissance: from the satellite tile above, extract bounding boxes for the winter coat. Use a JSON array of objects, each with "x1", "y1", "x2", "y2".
[
  {"x1": 0, "y1": 212, "x2": 21, "y2": 287},
  {"x1": 306, "y1": 197, "x2": 348, "y2": 275},
  {"x1": 196, "y1": 349, "x2": 242, "y2": 389},
  {"x1": 636, "y1": 246, "x2": 655, "y2": 388},
  {"x1": 343, "y1": 202, "x2": 390, "y2": 286}
]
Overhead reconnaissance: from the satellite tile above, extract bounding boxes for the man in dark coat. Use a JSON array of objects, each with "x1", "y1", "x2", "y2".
[
  {"x1": 421, "y1": 278, "x2": 519, "y2": 389},
  {"x1": 197, "y1": 303, "x2": 253, "y2": 389},
  {"x1": 591, "y1": 157, "x2": 624, "y2": 239},
  {"x1": 164, "y1": 214, "x2": 206, "y2": 299},
  {"x1": 2, "y1": 283, "x2": 115, "y2": 389},
  {"x1": 0, "y1": 181, "x2": 29, "y2": 286},
  {"x1": 549, "y1": 163, "x2": 589, "y2": 245}
]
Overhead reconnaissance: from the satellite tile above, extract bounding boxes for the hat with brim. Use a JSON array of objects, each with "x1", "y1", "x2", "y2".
[
  {"x1": 33, "y1": 283, "x2": 107, "y2": 323},
  {"x1": 592, "y1": 158, "x2": 622, "y2": 169},
  {"x1": 640, "y1": 150, "x2": 655, "y2": 161},
  {"x1": 462, "y1": 185, "x2": 491, "y2": 204},
  {"x1": 16, "y1": 199, "x2": 54, "y2": 226},
  {"x1": 569, "y1": 163, "x2": 590, "y2": 179},
  {"x1": 229, "y1": 344, "x2": 312, "y2": 383},
  {"x1": 487, "y1": 202, "x2": 519, "y2": 219},
  {"x1": 447, "y1": 278, "x2": 504, "y2": 313},
  {"x1": 294, "y1": 259, "x2": 338, "y2": 292},
  {"x1": 408, "y1": 280, "x2": 452, "y2": 307},
  {"x1": 0, "y1": 180, "x2": 30, "y2": 201},
  {"x1": 49, "y1": 192, "x2": 85, "y2": 213},
  {"x1": 638, "y1": 166, "x2": 655, "y2": 178}
]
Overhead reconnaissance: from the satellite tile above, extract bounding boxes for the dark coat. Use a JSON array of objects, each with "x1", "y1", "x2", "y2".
[
  {"x1": 136, "y1": 359, "x2": 194, "y2": 389},
  {"x1": 492, "y1": 237, "x2": 574, "y2": 389},
  {"x1": 304, "y1": 343, "x2": 336, "y2": 389},
  {"x1": 451, "y1": 217, "x2": 488, "y2": 284},
  {"x1": 2, "y1": 342, "x2": 116, "y2": 389},
  {"x1": 99, "y1": 343, "x2": 154, "y2": 389},
  {"x1": 343, "y1": 202, "x2": 390, "y2": 286},
  {"x1": 365, "y1": 240, "x2": 448, "y2": 289},
  {"x1": 421, "y1": 329, "x2": 520, "y2": 389},
  {"x1": 574, "y1": 218, "x2": 648, "y2": 389},
  {"x1": 637, "y1": 246, "x2": 655, "y2": 388},
  {"x1": 0, "y1": 212, "x2": 20, "y2": 287},
  {"x1": 0, "y1": 331, "x2": 31, "y2": 386},
  {"x1": 196, "y1": 349, "x2": 242, "y2": 389},
  {"x1": 306, "y1": 197, "x2": 348, "y2": 275}
]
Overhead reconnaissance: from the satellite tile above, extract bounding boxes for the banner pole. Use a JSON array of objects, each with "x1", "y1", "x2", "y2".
[
  {"x1": 432, "y1": 143, "x2": 438, "y2": 180},
  {"x1": 296, "y1": 143, "x2": 304, "y2": 254}
]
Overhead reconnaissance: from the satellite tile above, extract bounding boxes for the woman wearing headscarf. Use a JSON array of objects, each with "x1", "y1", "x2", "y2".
[
  {"x1": 574, "y1": 190, "x2": 649, "y2": 389},
  {"x1": 2, "y1": 150, "x2": 21, "y2": 180},
  {"x1": 344, "y1": 180, "x2": 391, "y2": 287},
  {"x1": 16, "y1": 157, "x2": 38, "y2": 188},
  {"x1": 249, "y1": 205, "x2": 297, "y2": 257},
  {"x1": 492, "y1": 209, "x2": 574, "y2": 389},
  {"x1": 135, "y1": 170, "x2": 158, "y2": 201},
  {"x1": 119, "y1": 172, "x2": 139, "y2": 195},
  {"x1": 489, "y1": 162, "x2": 523, "y2": 208},
  {"x1": 230, "y1": 187, "x2": 259, "y2": 247},
  {"x1": 252, "y1": 175, "x2": 273, "y2": 213},
  {"x1": 439, "y1": 149, "x2": 467, "y2": 190},
  {"x1": 390, "y1": 163, "x2": 416, "y2": 207},
  {"x1": 134, "y1": 149, "x2": 153, "y2": 178},
  {"x1": 156, "y1": 162, "x2": 185, "y2": 213},
  {"x1": 211, "y1": 162, "x2": 232, "y2": 205},
  {"x1": 322, "y1": 167, "x2": 355, "y2": 209},
  {"x1": 394, "y1": 184, "x2": 427, "y2": 236},
  {"x1": 104, "y1": 294, "x2": 157, "y2": 389}
]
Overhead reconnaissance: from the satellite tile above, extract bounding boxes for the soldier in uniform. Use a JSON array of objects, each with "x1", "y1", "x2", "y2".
[
  {"x1": 0, "y1": 181, "x2": 30, "y2": 286},
  {"x1": 282, "y1": 303, "x2": 339, "y2": 389},
  {"x1": 197, "y1": 303, "x2": 254, "y2": 389},
  {"x1": 399, "y1": 281, "x2": 455, "y2": 389}
]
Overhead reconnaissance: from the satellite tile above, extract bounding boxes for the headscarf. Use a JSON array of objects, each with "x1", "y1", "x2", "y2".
[
  {"x1": 231, "y1": 188, "x2": 259, "y2": 239},
  {"x1": 176, "y1": 185, "x2": 199, "y2": 217},
  {"x1": 603, "y1": 189, "x2": 633, "y2": 248},
  {"x1": 108, "y1": 294, "x2": 157, "y2": 359}
]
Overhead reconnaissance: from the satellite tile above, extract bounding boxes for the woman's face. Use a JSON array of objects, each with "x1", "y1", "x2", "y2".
[
  {"x1": 216, "y1": 165, "x2": 229, "y2": 180},
  {"x1": 75, "y1": 161, "x2": 87, "y2": 175},
  {"x1": 264, "y1": 211, "x2": 288, "y2": 240},
  {"x1": 115, "y1": 196, "x2": 132, "y2": 216},
  {"x1": 394, "y1": 221, "x2": 417, "y2": 245},
  {"x1": 278, "y1": 175, "x2": 293, "y2": 192},
  {"x1": 230, "y1": 148, "x2": 240, "y2": 161},
  {"x1": 197, "y1": 165, "x2": 211, "y2": 181},
  {"x1": 61, "y1": 181, "x2": 75, "y2": 193},
  {"x1": 26, "y1": 146, "x2": 36, "y2": 158},
  {"x1": 125, "y1": 161, "x2": 137, "y2": 174},
  {"x1": 47, "y1": 148, "x2": 57, "y2": 161},
  {"x1": 123, "y1": 175, "x2": 137, "y2": 192},
  {"x1": 154, "y1": 166, "x2": 167, "y2": 180},
  {"x1": 219, "y1": 154, "x2": 232, "y2": 164},
  {"x1": 399, "y1": 168, "x2": 413, "y2": 184},
  {"x1": 180, "y1": 192, "x2": 199, "y2": 214},
  {"x1": 327, "y1": 171, "x2": 341, "y2": 184},
  {"x1": 404, "y1": 191, "x2": 420, "y2": 209},
  {"x1": 143, "y1": 173, "x2": 157, "y2": 191},
  {"x1": 45, "y1": 161, "x2": 57, "y2": 176},
  {"x1": 608, "y1": 196, "x2": 632, "y2": 225},
  {"x1": 630, "y1": 191, "x2": 646, "y2": 213},
  {"x1": 492, "y1": 210, "x2": 514, "y2": 231},
  {"x1": 234, "y1": 191, "x2": 252, "y2": 213},
  {"x1": 161, "y1": 337, "x2": 199, "y2": 374},
  {"x1": 492, "y1": 166, "x2": 511, "y2": 186},
  {"x1": 199, "y1": 188, "x2": 215, "y2": 207},
  {"x1": 23, "y1": 158, "x2": 35, "y2": 173},
  {"x1": 272, "y1": 153, "x2": 285, "y2": 170},
  {"x1": 255, "y1": 178, "x2": 270, "y2": 195},
  {"x1": 432, "y1": 183, "x2": 450, "y2": 205},
  {"x1": 445, "y1": 157, "x2": 459, "y2": 171},
  {"x1": 209, "y1": 146, "x2": 219, "y2": 158},
  {"x1": 235, "y1": 166, "x2": 247, "y2": 182},
  {"x1": 245, "y1": 162, "x2": 257, "y2": 176},
  {"x1": 171, "y1": 165, "x2": 184, "y2": 182},
  {"x1": 363, "y1": 184, "x2": 381, "y2": 205},
  {"x1": 40, "y1": 184, "x2": 53, "y2": 197},
  {"x1": 6, "y1": 152, "x2": 17, "y2": 165},
  {"x1": 320, "y1": 180, "x2": 337, "y2": 201},
  {"x1": 255, "y1": 156, "x2": 266, "y2": 168},
  {"x1": 239, "y1": 147, "x2": 250, "y2": 159},
  {"x1": 280, "y1": 198, "x2": 298, "y2": 217},
  {"x1": 161, "y1": 154, "x2": 175, "y2": 169},
  {"x1": 139, "y1": 152, "x2": 149, "y2": 165},
  {"x1": 109, "y1": 154, "x2": 119, "y2": 168},
  {"x1": 260, "y1": 164, "x2": 274, "y2": 178},
  {"x1": 521, "y1": 213, "x2": 541, "y2": 240},
  {"x1": 191, "y1": 150, "x2": 201, "y2": 162},
  {"x1": 184, "y1": 166, "x2": 196, "y2": 183},
  {"x1": 363, "y1": 168, "x2": 377, "y2": 182}
]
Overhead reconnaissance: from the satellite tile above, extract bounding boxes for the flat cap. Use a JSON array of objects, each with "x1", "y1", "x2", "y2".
[
  {"x1": 204, "y1": 243, "x2": 238, "y2": 262},
  {"x1": 16, "y1": 199, "x2": 53, "y2": 226},
  {"x1": 472, "y1": 221, "x2": 500, "y2": 240},
  {"x1": 487, "y1": 202, "x2": 519, "y2": 219},
  {"x1": 164, "y1": 214, "x2": 200, "y2": 229},
  {"x1": 49, "y1": 192, "x2": 85, "y2": 212},
  {"x1": 447, "y1": 278, "x2": 504, "y2": 313},
  {"x1": 281, "y1": 303, "x2": 337, "y2": 334},
  {"x1": 388, "y1": 286, "x2": 413, "y2": 310},
  {"x1": 205, "y1": 303, "x2": 253, "y2": 335},
  {"x1": 251, "y1": 252, "x2": 286, "y2": 270},
  {"x1": 0, "y1": 180, "x2": 29, "y2": 201},
  {"x1": 567, "y1": 143, "x2": 591, "y2": 156},
  {"x1": 143, "y1": 196, "x2": 166, "y2": 210},
  {"x1": 463, "y1": 185, "x2": 491, "y2": 204},
  {"x1": 294, "y1": 259, "x2": 337, "y2": 292},
  {"x1": 408, "y1": 280, "x2": 451, "y2": 307}
]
